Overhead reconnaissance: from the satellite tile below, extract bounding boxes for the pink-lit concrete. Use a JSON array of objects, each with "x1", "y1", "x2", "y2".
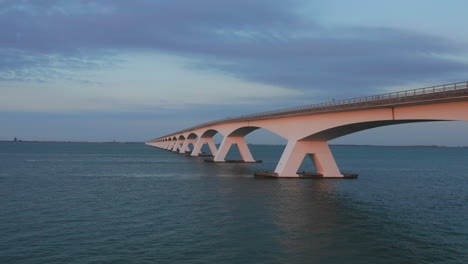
[
  {"x1": 179, "y1": 138, "x2": 196, "y2": 153},
  {"x1": 275, "y1": 141, "x2": 341, "y2": 177},
  {"x1": 146, "y1": 95, "x2": 468, "y2": 178},
  {"x1": 214, "y1": 136, "x2": 255, "y2": 162},
  {"x1": 169, "y1": 140, "x2": 177, "y2": 151},
  {"x1": 191, "y1": 137, "x2": 217, "y2": 156},
  {"x1": 172, "y1": 138, "x2": 182, "y2": 152}
]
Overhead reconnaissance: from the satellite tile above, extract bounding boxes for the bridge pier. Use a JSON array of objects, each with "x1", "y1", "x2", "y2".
[
  {"x1": 179, "y1": 139, "x2": 196, "y2": 153},
  {"x1": 172, "y1": 140, "x2": 181, "y2": 152},
  {"x1": 274, "y1": 140, "x2": 343, "y2": 177},
  {"x1": 212, "y1": 136, "x2": 259, "y2": 163},
  {"x1": 191, "y1": 137, "x2": 217, "y2": 157},
  {"x1": 166, "y1": 141, "x2": 173, "y2": 150}
]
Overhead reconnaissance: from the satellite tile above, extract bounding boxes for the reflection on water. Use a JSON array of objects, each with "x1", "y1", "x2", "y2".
[{"x1": 0, "y1": 142, "x2": 467, "y2": 264}]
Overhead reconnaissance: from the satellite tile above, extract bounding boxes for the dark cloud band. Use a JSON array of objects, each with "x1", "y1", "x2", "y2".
[{"x1": 1, "y1": 0, "x2": 467, "y2": 98}]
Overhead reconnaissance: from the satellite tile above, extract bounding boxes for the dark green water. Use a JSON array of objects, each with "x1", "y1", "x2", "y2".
[{"x1": 1, "y1": 142, "x2": 467, "y2": 264}]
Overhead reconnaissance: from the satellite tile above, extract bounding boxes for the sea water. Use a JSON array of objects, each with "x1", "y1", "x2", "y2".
[{"x1": 1, "y1": 142, "x2": 467, "y2": 263}]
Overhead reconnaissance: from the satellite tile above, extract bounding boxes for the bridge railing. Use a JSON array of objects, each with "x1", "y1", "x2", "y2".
[
  {"x1": 231, "y1": 81, "x2": 468, "y2": 120},
  {"x1": 156, "y1": 81, "x2": 468, "y2": 139}
]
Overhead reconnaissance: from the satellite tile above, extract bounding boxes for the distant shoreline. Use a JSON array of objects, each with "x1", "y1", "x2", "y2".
[
  {"x1": 0, "y1": 140, "x2": 143, "y2": 144},
  {"x1": 0, "y1": 140, "x2": 467, "y2": 148}
]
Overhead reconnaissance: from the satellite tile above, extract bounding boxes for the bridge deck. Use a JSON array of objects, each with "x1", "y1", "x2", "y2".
[{"x1": 156, "y1": 81, "x2": 468, "y2": 139}]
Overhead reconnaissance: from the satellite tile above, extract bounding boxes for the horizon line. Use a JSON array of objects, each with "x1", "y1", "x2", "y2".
[{"x1": 1, "y1": 140, "x2": 467, "y2": 148}]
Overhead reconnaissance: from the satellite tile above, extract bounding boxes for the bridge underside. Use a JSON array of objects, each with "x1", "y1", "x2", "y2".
[{"x1": 303, "y1": 119, "x2": 438, "y2": 141}]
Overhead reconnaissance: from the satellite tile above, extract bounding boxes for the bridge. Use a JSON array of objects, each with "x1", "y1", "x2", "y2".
[{"x1": 146, "y1": 81, "x2": 468, "y2": 178}]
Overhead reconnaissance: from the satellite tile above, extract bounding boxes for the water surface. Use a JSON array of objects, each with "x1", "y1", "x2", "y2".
[{"x1": 1, "y1": 142, "x2": 467, "y2": 263}]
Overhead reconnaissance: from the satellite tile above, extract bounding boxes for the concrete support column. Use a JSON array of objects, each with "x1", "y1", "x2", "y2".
[
  {"x1": 191, "y1": 137, "x2": 218, "y2": 156},
  {"x1": 180, "y1": 139, "x2": 196, "y2": 153},
  {"x1": 207, "y1": 138, "x2": 218, "y2": 156},
  {"x1": 191, "y1": 138, "x2": 204, "y2": 156},
  {"x1": 234, "y1": 137, "x2": 255, "y2": 162},
  {"x1": 172, "y1": 140, "x2": 181, "y2": 152},
  {"x1": 275, "y1": 140, "x2": 342, "y2": 177},
  {"x1": 214, "y1": 136, "x2": 254, "y2": 162},
  {"x1": 179, "y1": 139, "x2": 189, "y2": 153},
  {"x1": 213, "y1": 137, "x2": 232, "y2": 161},
  {"x1": 187, "y1": 139, "x2": 196, "y2": 152},
  {"x1": 170, "y1": 141, "x2": 176, "y2": 151}
]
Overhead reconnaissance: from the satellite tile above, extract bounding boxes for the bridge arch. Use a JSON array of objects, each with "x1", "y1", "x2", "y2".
[
  {"x1": 199, "y1": 129, "x2": 220, "y2": 138},
  {"x1": 297, "y1": 105, "x2": 468, "y2": 142},
  {"x1": 228, "y1": 126, "x2": 260, "y2": 137},
  {"x1": 186, "y1": 129, "x2": 220, "y2": 157},
  {"x1": 300, "y1": 119, "x2": 435, "y2": 141},
  {"x1": 227, "y1": 125, "x2": 289, "y2": 142},
  {"x1": 176, "y1": 133, "x2": 199, "y2": 154},
  {"x1": 187, "y1": 133, "x2": 198, "y2": 139},
  {"x1": 210, "y1": 126, "x2": 287, "y2": 162}
]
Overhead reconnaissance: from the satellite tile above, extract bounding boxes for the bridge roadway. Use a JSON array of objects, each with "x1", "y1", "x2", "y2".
[{"x1": 146, "y1": 81, "x2": 468, "y2": 178}]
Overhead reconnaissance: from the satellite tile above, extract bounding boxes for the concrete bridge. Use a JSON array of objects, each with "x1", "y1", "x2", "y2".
[{"x1": 146, "y1": 81, "x2": 468, "y2": 178}]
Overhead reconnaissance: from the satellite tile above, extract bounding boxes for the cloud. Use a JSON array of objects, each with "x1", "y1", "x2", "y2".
[{"x1": 1, "y1": 0, "x2": 467, "y2": 98}]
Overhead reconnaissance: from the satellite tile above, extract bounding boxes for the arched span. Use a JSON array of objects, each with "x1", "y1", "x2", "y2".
[
  {"x1": 228, "y1": 126, "x2": 259, "y2": 137},
  {"x1": 187, "y1": 133, "x2": 198, "y2": 139},
  {"x1": 200, "y1": 129, "x2": 219, "y2": 138},
  {"x1": 172, "y1": 136, "x2": 177, "y2": 140},
  {"x1": 178, "y1": 135, "x2": 186, "y2": 140},
  {"x1": 300, "y1": 119, "x2": 443, "y2": 141},
  {"x1": 227, "y1": 126, "x2": 287, "y2": 141}
]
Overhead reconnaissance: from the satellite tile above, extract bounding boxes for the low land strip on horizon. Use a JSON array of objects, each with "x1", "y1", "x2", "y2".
[{"x1": 1, "y1": 140, "x2": 466, "y2": 148}]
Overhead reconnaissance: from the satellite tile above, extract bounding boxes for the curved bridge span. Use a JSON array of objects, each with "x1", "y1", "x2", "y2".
[{"x1": 146, "y1": 81, "x2": 468, "y2": 178}]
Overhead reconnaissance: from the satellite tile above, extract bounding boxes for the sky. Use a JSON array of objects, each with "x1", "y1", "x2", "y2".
[{"x1": 1, "y1": 0, "x2": 467, "y2": 146}]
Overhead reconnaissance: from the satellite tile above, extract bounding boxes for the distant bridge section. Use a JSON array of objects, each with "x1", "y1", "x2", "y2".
[{"x1": 146, "y1": 81, "x2": 468, "y2": 178}]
